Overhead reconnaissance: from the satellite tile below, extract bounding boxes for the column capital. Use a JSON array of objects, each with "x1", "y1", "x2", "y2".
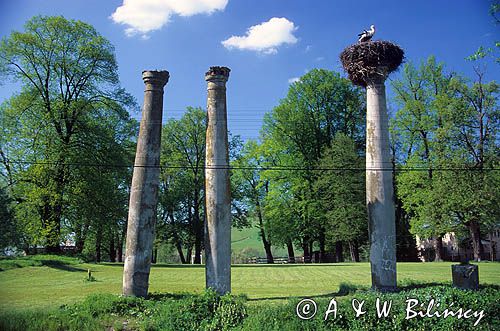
[
  {"x1": 365, "y1": 66, "x2": 389, "y2": 87},
  {"x1": 205, "y1": 66, "x2": 230, "y2": 83},
  {"x1": 142, "y1": 70, "x2": 169, "y2": 88}
]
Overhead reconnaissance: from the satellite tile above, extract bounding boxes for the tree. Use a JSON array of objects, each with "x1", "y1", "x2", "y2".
[
  {"x1": 391, "y1": 57, "x2": 456, "y2": 261},
  {"x1": 0, "y1": 16, "x2": 136, "y2": 252},
  {"x1": 444, "y1": 70, "x2": 499, "y2": 260},
  {"x1": 392, "y1": 56, "x2": 499, "y2": 261},
  {"x1": 261, "y1": 69, "x2": 365, "y2": 262},
  {"x1": 158, "y1": 107, "x2": 244, "y2": 264},
  {"x1": 158, "y1": 107, "x2": 206, "y2": 264},
  {"x1": 0, "y1": 185, "x2": 18, "y2": 250},
  {"x1": 314, "y1": 133, "x2": 366, "y2": 262},
  {"x1": 232, "y1": 140, "x2": 274, "y2": 263}
]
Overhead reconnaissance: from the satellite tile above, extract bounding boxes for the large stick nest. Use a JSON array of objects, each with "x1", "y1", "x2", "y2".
[{"x1": 340, "y1": 40, "x2": 404, "y2": 87}]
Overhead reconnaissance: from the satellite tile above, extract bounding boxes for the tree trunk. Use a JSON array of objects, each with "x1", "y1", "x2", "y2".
[
  {"x1": 309, "y1": 241, "x2": 314, "y2": 262},
  {"x1": 175, "y1": 241, "x2": 187, "y2": 264},
  {"x1": 469, "y1": 220, "x2": 484, "y2": 261},
  {"x1": 354, "y1": 241, "x2": 360, "y2": 262},
  {"x1": 95, "y1": 227, "x2": 102, "y2": 263},
  {"x1": 192, "y1": 195, "x2": 203, "y2": 264},
  {"x1": 490, "y1": 232, "x2": 495, "y2": 262},
  {"x1": 335, "y1": 241, "x2": 344, "y2": 262},
  {"x1": 117, "y1": 231, "x2": 124, "y2": 263},
  {"x1": 109, "y1": 236, "x2": 116, "y2": 262},
  {"x1": 264, "y1": 241, "x2": 274, "y2": 264},
  {"x1": 434, "y1": 236, "x2": 443, "y2": 262},
  {"x1": 319, "y1": 228, "x2": 326, "y2": 263},
  {"x1": 349, "y1": 241, "x2": 360, "y2": 262},
  {"x1": 255, "y1": 197, "x2": 273, "y2": 264},
  {"x1": 152, "y1": 247, "x2": 157, "y2": 264},
  {"x1": 287, "y1": 239, "x2": 295, "y2": 263},
  {"x1": 194, "y1": 236, "x2": 202, "y2": 264},
  {"x1": 302, "y1": 237, "x2": 311, "y2": 263},
  {"x1": 74, "y1": 222, "x2": 90, "y2": 254},
  {"x1": 186, "y1": 245, "x2": 193, "y2": 264}
]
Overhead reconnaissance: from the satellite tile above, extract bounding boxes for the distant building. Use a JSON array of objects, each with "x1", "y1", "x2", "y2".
[{"x1": 416, "y1": 229, "x2": 500, "y2": 262}]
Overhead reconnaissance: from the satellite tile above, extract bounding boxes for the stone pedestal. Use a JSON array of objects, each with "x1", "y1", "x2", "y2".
[
  {"x1": 452, "y1": 264, "x2": 479, "y2": 290},
  {"x1": 123, "y1": 70, "x2": 169, "y2": 298},
  {"x1": 205, "y1": 66, "x2": 231, "y2": 295},
  {"x1": 366, "y1": 77, "x2": 397, "y2": 291}
]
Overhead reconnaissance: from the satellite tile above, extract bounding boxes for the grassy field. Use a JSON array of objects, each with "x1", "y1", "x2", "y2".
[{"x1": 1, "y1": 256, "x2": 499, "y2": 312}]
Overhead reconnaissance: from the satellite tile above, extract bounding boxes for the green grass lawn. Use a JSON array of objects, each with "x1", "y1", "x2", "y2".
[{"x1": 1, "y1": 257, "x2": 499, "y2": 312}]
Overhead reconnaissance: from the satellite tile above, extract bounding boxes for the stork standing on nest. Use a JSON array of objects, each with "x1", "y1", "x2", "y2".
[{"x1": 358, "y1": 25, "x2": 375, "y2": 42}]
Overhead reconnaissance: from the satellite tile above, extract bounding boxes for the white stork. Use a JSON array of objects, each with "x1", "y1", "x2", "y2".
[{"x1": 358, "y1": 25, "x2": 375, "y2": 42}]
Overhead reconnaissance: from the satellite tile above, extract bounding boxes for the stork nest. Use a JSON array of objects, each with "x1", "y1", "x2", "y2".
[{"x1": 340, "y1": 40, "x2": 404, "y2": 87}]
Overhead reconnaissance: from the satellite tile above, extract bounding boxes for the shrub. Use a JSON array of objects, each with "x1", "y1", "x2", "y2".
[
  {"x1": 140, "y1": 289, "x2": 246, "y2": 331},
  {"x1": 240, "y1": 285, "x2": 500, "y2": 331},
  {"x1": 0, "y1": 285, "x2": 498, "y2": 330}
]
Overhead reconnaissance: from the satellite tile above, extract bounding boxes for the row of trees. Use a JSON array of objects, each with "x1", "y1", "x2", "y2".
[
  {"x1": 392, "y1": 57, "x2": 499, "y2": 261},
  {"x1": 0, "y1": 15, "x2": 498, "y2": 263}
]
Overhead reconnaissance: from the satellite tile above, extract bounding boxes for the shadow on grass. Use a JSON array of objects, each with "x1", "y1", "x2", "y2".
[
  {"x1": 248, "y1": 282, "x2": 364, "y2": 302},
  {"x1": 246, "y1": 281, "x2": 500, "y2": 302},
  {"x1": 41, "y1": 260, "x2": 86, "y2": 272}
]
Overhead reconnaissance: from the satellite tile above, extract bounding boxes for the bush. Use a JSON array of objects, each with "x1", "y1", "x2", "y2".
[
  {"x1": 0, "y1": 290, "x2": 246, "y2": 331},
  {"x1": 0, "y1": 285, "x2": 498, "y2": 330},
  {"x1": 140, "y1": 289, "x2": 246, "y2": 331},
  {"x1": 240, "y1": 285, "x2": 500, "y2": 331}
]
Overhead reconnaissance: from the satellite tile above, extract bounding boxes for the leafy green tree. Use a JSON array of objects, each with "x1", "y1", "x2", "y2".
[
  {"x1": 232, "y1": 140, "x2": 274, "y2": 263},
  {"x1": 261, "y1": 69, "x2": 365, "y2": 262},
  {"x1": 0, "y1": 186, "x2": 18, "y2": 250},
  {"x1": 392, "y1": 56, "x2": 499, "y2": 261},
  {"x1": 158, "y1": 107, "x2": 206, "y2": 264},
  {"x1": 158, "y1": 107, "x2": 244, "y2": 264},
  {"x1": 0, "y1": 16, "x2": 136, "y2": 252},
  {"x1": 391, "y1": 57, "x2": 455, "y2": 261},
  {"x1": 314, "y1": 133, "x2": 366, "y2": 262},
  {"x1": 443, "y1": 70, "x2": 499, "y2": 260}
]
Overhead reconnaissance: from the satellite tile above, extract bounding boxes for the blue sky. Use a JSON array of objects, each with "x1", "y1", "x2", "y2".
[{"x1": 0, "y1": 0, "x2": 498, "y2": 141}]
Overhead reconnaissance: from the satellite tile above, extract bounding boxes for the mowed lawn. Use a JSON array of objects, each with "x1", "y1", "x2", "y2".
[{"x1": 1, "y1": 261, "x2": 499, "y2": 311}]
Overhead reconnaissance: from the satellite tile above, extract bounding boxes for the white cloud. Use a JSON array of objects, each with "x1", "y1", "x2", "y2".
[
  {"x1": 288, "y1": 77, "x2": 300, "y2": 84},
  {"x1": 111, "y1": 0, "x2": 228, "y2": 37},
  {"x1": 222, "y1": 17, "x2": 298, "y2": 54}
]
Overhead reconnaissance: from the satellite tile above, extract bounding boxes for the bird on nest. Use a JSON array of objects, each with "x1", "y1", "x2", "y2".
[{"x1": 358, "y1": 25, "x2": 375, "y2": 42}]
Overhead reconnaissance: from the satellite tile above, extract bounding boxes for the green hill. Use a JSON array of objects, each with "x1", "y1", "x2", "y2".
[{"x1": 231, "y1": 226, "x2": 288, "y2": 258}]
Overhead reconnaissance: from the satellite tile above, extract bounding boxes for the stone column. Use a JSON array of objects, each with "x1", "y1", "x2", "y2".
[
  {"x1": 205, "y1": 66, "x2": 231, "y2": 295},
  {"x1": 123, "y1": 70, "x2": 169, "y2": 297},
  {"x1": 366, "y1": 74, "x2": 397, "y2": 291}
]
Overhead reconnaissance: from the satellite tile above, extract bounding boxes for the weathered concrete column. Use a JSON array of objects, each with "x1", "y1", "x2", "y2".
[
  {"x1": 340, "y1": 41, "x2": 403, "y2": 291},
  {"x1": 366, "y1": 74, "x2": 397, "y2": 291},
  {"x1": 123, "y1": 70, "x2": 169, "y2": 297},
  {"x1": 205, "y1": 66, "x2": 231, "y2": 295}
]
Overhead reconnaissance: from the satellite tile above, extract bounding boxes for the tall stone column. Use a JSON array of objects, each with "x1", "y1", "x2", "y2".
[
  {"x1": 366, "y1": 75, "x2": 397, "y2": 291},
  {"x1": 340, "y1": 40, "x2": 403, "y2": 291},
  {"x1": 123, "y1": 70, "x2": 169, "y2": 297},
  {"x1": 205, "y1": 66, "x2": 231, "y2": 295}
]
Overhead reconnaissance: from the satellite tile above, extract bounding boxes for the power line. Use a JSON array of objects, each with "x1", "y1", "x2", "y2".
[{"x1": 4, "y1": 160, "x2": 498, "y2": 172}]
